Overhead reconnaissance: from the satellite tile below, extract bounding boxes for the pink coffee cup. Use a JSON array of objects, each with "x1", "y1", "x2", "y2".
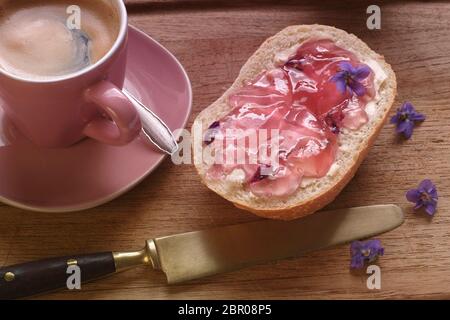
[{"x1": 0, "y1": 0, "x2": 141, "y2": 148}]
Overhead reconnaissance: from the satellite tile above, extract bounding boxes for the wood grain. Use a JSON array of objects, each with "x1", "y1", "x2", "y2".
[{"x1": 1, "y1": 0, "x2": 450, "y2": 299}]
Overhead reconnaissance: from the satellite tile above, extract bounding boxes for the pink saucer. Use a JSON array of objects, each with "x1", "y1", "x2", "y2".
[{"x1": 0, "y1": 26, "x2": 192, "y2": 212}]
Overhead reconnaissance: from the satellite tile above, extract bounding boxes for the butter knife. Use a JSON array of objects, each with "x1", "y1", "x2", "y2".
[
  {"x1": 0, "y1": 205, "x2": 404, "y2": 299},
  {"x1": 123, "y1": 89, "x2": 178, "y2": 155}
]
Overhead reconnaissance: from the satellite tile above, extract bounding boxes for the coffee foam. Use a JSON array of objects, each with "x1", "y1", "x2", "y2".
[{"x1": 0, "y1": 0, "x2": 120, "y2": 80}]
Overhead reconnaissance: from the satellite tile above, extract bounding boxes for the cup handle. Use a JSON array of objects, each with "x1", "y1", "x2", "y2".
[{"x1": 83, "y1": 81, "x2": 142, "y2": 146}]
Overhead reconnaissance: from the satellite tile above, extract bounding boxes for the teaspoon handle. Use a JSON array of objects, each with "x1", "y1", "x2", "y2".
[{"x1": 123, "y1": 90, "x2": 178, "y2": 155}]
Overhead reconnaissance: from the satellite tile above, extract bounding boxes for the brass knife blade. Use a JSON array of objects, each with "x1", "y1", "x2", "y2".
[{"x1": 150, "y1": 204, "x2": 404, "y2": 284}]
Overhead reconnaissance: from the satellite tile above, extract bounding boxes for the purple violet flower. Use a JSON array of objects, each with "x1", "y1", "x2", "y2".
[
  {"x1": 350, "y1": 239, "x2": 384, "y2": 269},
  {"x1": 203, "y1": 121, "x2": 220, "y2": 145},
  {"x1": 390, "y1": 102, "x2": 426, "y2": 139},
  {"x1": 331, "y1": 61, "x2": 371, "y2": 97},
  {"x1": 406, "y1": 179, "x2": 438, "y2": 216}
]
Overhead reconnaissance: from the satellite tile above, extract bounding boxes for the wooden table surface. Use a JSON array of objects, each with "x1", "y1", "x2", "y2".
[{"x1": 1, "y1": 0, "x2": 450, "y2": 300}]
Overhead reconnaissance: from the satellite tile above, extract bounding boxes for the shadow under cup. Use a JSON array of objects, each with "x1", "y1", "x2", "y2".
[{"x1": 0, "y1": 0, "x2": 142, "y2": 148}]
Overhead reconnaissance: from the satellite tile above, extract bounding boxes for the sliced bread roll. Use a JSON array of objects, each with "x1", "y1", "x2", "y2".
[{"x1": 193, "y1": 25, "x2": 397, "y2": 220}]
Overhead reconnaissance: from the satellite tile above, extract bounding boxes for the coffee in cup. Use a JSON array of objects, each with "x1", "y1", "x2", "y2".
[
  {"x1": 0, "y1": 0, "x2": 120, "y2": 80},
  {"x1": 0, "y1": 0, "x2": 142, "y2": 148}
]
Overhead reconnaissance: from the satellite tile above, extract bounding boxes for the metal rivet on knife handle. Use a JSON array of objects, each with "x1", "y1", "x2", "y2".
[
  {"x1": 4, "y1": 272, "x2": 15, "y2": 282},
  {"x1": 67, "y1": 259, "x2": 78, "y2": 266}
]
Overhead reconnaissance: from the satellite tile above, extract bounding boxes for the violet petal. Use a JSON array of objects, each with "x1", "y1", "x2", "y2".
[
  {"x1": 425, "y1": 202, "x2": 437, "y2": 215},
  {"x1": 335, "y1": 78, "x2": 347, "y2": 94},
  {"x1": 406, "y1": 189, "x2": 421, "y2": 203},
  {"x1": 419, "y1": 179, "x2": 434, "y2": 192},
  {"x1": 350, "y1": 80, "x2": 366, "y2": 97},
  {"x1": 339, "y1": 61, "x2": 354, "y2": 72},
  {"x1": 354, "y1": 65, "x2": 371, "y2": 80},
  {"x1": 410, "y1": 113, "x2": 426, "y2": 122},
  {"x1": 402, "y1": 122, "x2": 414, "y2": 139},
  {"x1": 203, "y1": 121, "x2": 221, "y2": 145},
  {"x1": 390, "y1": 113, "x2": 400, "y2": 124},
  {"x1": 396, "y1": 120, "x2": 414, "y2": 139}
]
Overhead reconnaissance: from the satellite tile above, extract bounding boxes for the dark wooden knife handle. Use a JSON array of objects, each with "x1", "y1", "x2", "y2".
[{"x1": 0, "y1": 252, "x2": 116, "y2": 299}]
